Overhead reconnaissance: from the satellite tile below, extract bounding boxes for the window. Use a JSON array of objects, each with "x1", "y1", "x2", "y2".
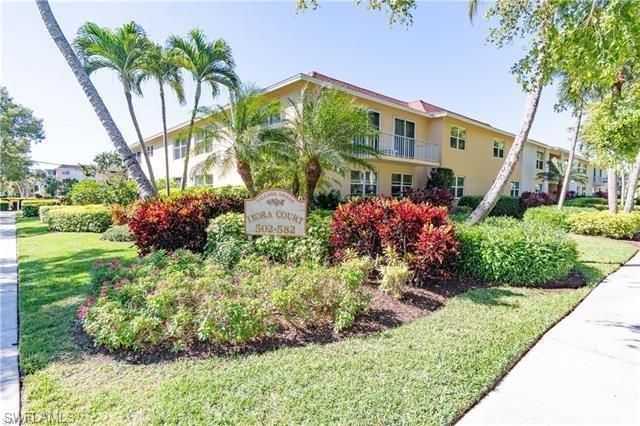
[
  {"x1": 451, "y1": 176, "x2": 465, "y2": 198},
  {"x1": 536, "y1": 151, "x2": 544, "y2": 170},
  {"x1": 391, "y1": 173, "x2": 413, "y2": 197},
  {"x1": 450, "y1": 126, "x2": 466, "y2": 150},
  {"x1": 146, "y1": 145, "x2": 154, "y2": 157},
  {"x1": 134, "y1": 151, "x2": 142, "y2": 161},
  {"x1": 394, "y1": 118, "x2": 416, "y2": 158},
  {"x1": 264, "y1": 113, "x2": 281, "y2": 126},
  {"x1": 61, "y1": 170, "x2": 70, "y2": 176},
  {"x1": 195, "y1": 138, "x2": 213, "y2": 155},
  {"x1": 173, "y1": 140, "x2": 187, "y2": 160},
  {"x1": 194, "y1": 173, "x2": 214, "y2": 187},
  {"x1": 534, "y1": 183, "x2": 542, "y2": 193},
  {"x1": 493, "y1": 139, "x2": 505, "y2": 158},
  {"x1": 510, "y1": 181, "x2": 520, "y2": 197},
  {"x1": 350, "y1": 170, "x2": 378, "y2": 196}
]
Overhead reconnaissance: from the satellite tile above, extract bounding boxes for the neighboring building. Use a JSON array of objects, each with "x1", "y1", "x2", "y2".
[
  {"x1": 55, "y1": 164, "x2": 88, "y2": 181},
  {"x1": 130, "y1": 71, "x2": 603, "y2": 198}
]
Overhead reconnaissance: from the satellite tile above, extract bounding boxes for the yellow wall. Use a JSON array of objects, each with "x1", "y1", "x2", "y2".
[{"x1": 439, "y1": 116, "x2": 522, "y2": 196}]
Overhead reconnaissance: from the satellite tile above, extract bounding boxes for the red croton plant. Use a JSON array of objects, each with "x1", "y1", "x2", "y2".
[
  {"x1": 331, "y1": 196, "x2": 459, "y2": 278},
  {"x1": 129, "y1": 193, "x2": 243, "y2": 254}
]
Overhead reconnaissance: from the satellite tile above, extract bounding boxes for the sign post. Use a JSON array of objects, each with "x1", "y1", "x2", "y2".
[{"x1": 244, "y1": 189, "x2": 307, "y2": 237}]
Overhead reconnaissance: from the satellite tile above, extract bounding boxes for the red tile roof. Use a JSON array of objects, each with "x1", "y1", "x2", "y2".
[{"x1": 307, "y1": 71, "x2": 447, "y2": 115}]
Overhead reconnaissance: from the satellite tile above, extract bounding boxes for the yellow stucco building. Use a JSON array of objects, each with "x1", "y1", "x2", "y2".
[{"x1": 131, "y1": 71, "x2": 606, "y2": 198}]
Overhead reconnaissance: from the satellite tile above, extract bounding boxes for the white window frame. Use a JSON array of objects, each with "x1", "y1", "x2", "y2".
[
  {"x1": 536, "y1": 151, "x2": 544, "y2": 170},
  {"x1": 194, "y1": 137, "x2": 213, "y2": 155},
  {"x1": 194, "y1": 173, "x2": 214, "y2": 187},
  {"x1": 450, "y1": 126, "x2": 467, "y2": 150},
  {"x1": 510, "y1": 181, "x2": 520, "y2": 197},
  {"x1": 350, "y1": 170, "x2": 378, "y2": 196},
  {"x1": 451, "y1": 176, "x2": 465, "y2": 198},
  {"x1": 146, "y1": 145, "x2": 154, "y2": 157},
  {"x1": 391, "y1": 173, "x2": 413, "y2": 197},
  {"x1": 493, "y1": 139, "x2": 505, "y2": 158},
  {"x1": 173, "y1": 140, "x2": 187, "y2": 160}
]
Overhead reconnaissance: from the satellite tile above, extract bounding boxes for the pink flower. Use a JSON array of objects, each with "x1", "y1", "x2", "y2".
[
  {"x1": 162, "y1": 321, "x2": 169, "y2": 328},
  {"x1": 148, "y1": 291, "x2": 156, "y2": 297},
  {"x1": 76, "y1": 307, "x2": 87, "y2": 319},
  {"x1": 99, "y1": 289, "x2": 109, "y2": 296},
  {"x1": 110, "y1": 325, "x2": 117, "y2": 331},
  {"x1": 119, "y1": 279, "x2": 130, "y2": 284},
  {"x1": 215, "y1": 293, "x2": 223, "y2": 300},
  {"x1": 87, "y1": 297, "x2": 96, "y2": 304},
  {"x1": 101, "y1": 280, "x2": 110, "y2": 286},
  {"x1": 114, "y1": 283, "x2": 121, "y2": 291}
]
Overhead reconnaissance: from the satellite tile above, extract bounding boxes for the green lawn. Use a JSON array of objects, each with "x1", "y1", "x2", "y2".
[{"x1": 18, "y1": 217, "x2": 637, "y2": 424}]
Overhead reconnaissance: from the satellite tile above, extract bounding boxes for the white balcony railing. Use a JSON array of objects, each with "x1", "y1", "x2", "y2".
[
  {"x1": 593, "y1": 176, "x2": 607, "y2": 185},
  {"x1": 353, "y1": 132, "x2": 440, "y2": 163}
]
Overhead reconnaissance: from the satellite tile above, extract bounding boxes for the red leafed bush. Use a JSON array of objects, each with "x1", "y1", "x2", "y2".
[
  {"x1": 520, "y1": 191, "x2": 555, "y2": 209},
  {"x1": 108, "y1": 203, "x2": 131, "y2": 225},
  {"x1": 330, "y1": 196, "x2": 391, "y2": 259},
  {"x1": 594, "y1": 190, "x2": 607, "y2": 199},
  {"x1": 331, "y1": 197, "x2": 459, "y2": 277},
  {"x1": 129, "y1": 193, "x2": 243, "y2": 254},
  {"x1": 404, "y1": 187, "x2": 454, "y2": 210}
]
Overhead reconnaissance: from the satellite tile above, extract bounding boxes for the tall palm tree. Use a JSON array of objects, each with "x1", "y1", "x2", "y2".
[
  {"x1": 142, "y1": 44, "x2": 186, "y2": 196},
  {"x1": 288, "y1": 86, "x2": 378, "y2": 206},
  {"x1": 168, "y1": 29, "x2": 238, "y2": 190},
  {"x1": 74, "y1": 21, "x2": 157, "y2": 191},
  {"x1": 537, "y1": 158, "x2": 589, "y2": 188},
  {"x1": 34, "y1": 0, "x2": 155, "y2": 198},
  {"x1": 191, "y1": 84, "x2": 287, "y2": 196}
]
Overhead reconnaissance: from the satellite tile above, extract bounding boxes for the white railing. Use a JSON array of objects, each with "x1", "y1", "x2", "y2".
[
  {"x1": 353, "y1": 132, "x2": 440, "y2": 163},
  {"x1": 593, "y1": 176, "x2": 606, "y2": 185}
]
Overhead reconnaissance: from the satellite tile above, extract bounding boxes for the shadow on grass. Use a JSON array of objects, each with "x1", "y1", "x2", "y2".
[{"x1": 458, "y1": 288, "x2": 523, "y2": 307}]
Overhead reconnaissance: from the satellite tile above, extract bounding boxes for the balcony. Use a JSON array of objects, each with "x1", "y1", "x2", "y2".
[
  {"x1": 593, "y1": 176, "x2": 607, "y2": 185},
  {"x1": 353, "y1": 132, "x2": 440, "y2": 163}
]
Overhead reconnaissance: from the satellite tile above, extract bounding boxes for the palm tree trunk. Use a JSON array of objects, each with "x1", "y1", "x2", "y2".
[
  {"x1": 236, "y1": 158, "x2": 256, "y2": 197},
  {"x1": 304, "y1": 158, "x2": 322, "y2": 211},
  {"x1": 624, "y1": 151, "x2": 640, "y2": 212},
  {"x1": 35, "y1": 0, "x2": 155, "y2": 199},
  {"x1": 291, "y1": 174, "x2": 300, "y2": 196},
  {"x1": 557, "y1": 108, "x2": 582, "y2": 210},
  {"x1": 466, "y1": 71, "x2": 544, "y2": 225},
  {"x1": 160, "y1": 85, "x2": 170, "y2": 197},
  {"x1": 125, "y1": 90, "x2": 156, "y2": 188},
  {"x1": 607, "y1": 168, "x2": 618, "y2": 213},
  {"x1": 181, "y1": 82, "x2": 201, "y2": 190}
]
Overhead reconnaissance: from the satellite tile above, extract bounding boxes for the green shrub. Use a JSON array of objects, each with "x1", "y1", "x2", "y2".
[
  {"x1": 0, "y1": 201, "x2": 8, "y2": 211},
  {"x1": 457, "y1": 195, "x2": 523, "y2": 218},
  {"x1": 183, "y1": 185, "x2": 250, "y2": 198},
  {"x1": 21, "y1": 199, "x2": 60, "y2": 217},
  {"x1": 39, "y1": 205, "x2": 58, "y2": 223},
  {"x1": 455, "y1": 220, "x2": 578, "y2": 285},
  {"x1": 455, "y1": 205, "x2": 472, "y2": 215},
  {"x1": 523, "y1": 206, "x2": 597, "y2": 230},
  {"x1": 377, "y1": 247, "x2": 413, "y2": 298},
  {"x1": 79, "y1": 250, "x2": 372, "y2": 350},
  {"x1": 566, "y1": 211, "x2": 640, "y2": 239},
  {"x1": 205, "y1": 210, "x2": 334, "y2": 267},
  {"x1": 46, "y1": 205, "x2": 112, "y2": 233},
  {"x1": 100, "y1": 225, "x2": 133, "y2": 242},
  {"x1": 565, "y1": 197, "x2": 607, "y2": 207},
  {"x1": 69, "y1": 180, "x2": 104, "y2": 205}
]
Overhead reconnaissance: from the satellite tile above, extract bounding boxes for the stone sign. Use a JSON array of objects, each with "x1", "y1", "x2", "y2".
[{"x1": 244, "y1": 189, "x2": 307, "y2": 237}]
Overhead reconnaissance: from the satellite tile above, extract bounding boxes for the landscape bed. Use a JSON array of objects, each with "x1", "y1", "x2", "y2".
[{"x1": 17, "y1": 216, "x2": 638, "y2": 424}]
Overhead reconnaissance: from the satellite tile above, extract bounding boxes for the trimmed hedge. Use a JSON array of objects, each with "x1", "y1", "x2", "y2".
[
  {"x1": 523, "y1": 206, "x2": 598, "y2": 230},
  {"x1": 455, "y1": 218, "x2": 578, "y2": 285},
  {"x1": 46, "y1": 205, "x2": 112, "y2": 233},
  {"x1": 457, "y1": 195, "x2": 524, "y2": 218},
  {"x1": 0, "y1": 201, "x2": 8, "y2": 211},
  {"x1": 21, "y1": 200, "x2": 60, "y2": 217},
  {"x1": 100, "y1": 225, "x2": 133, "y2": 242},
  {"x1": 564, "y1": 197, "x2": 607, "y2": 207},
  {"x1": 566, "y1": 211, "x2": 640, "y2": 239}
]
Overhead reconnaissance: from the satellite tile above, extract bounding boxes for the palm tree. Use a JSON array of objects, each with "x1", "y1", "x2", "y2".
[
  {"x1": 537, "y1": 158, "x2": 589, "y2": 190},
  {"x1": 74, "y1": 21, "x2": 157, "y2": 192},
  {"x1": 191, "y1": 84, "x2": 287, "y2": 196},
  {"x1": 34, "y1": 0, "x2": 155, "y2": 198},
  {"x1": 287, "y1": 86, "x2": 379, "y2": 206},
  {"x1": 168, "y1": 29, "x2": 238, "y2": 190},
  {"x1": 142, "y1": 44, "x2": 186, "y2": 196}
]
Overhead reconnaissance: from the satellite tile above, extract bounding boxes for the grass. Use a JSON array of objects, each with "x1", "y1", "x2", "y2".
[{"x1": 17, "y1": 217, "x2": 637, "y2": 424}]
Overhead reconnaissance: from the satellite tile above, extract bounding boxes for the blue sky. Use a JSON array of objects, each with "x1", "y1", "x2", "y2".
[{"x1": 1, "y1": 1, "x2": 575, "y2": 167}]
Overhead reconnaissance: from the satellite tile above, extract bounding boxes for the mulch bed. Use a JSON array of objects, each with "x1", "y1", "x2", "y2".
[{"x1": 75, "y1": 270, "x2": 588, "y2": 364}]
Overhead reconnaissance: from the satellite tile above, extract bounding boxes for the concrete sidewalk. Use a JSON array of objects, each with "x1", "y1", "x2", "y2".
[
  {"x1": 458, "y1": 250, "x2": 640, "y2": 425},
  {"x1": 0, "y1": 212, "x2": 19, "y2": 425}
]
